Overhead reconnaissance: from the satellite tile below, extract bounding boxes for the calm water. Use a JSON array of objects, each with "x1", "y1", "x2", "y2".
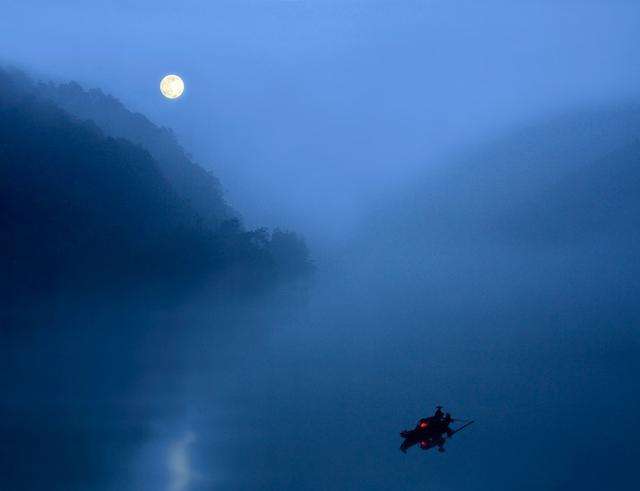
[{"x1": 3, "y1": 248, "x2": 639, "y2": 490}]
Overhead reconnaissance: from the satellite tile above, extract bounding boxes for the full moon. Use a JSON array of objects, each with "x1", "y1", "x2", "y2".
[{"x1": 160, "y1": 74, "x2": 184, "y2": 99}]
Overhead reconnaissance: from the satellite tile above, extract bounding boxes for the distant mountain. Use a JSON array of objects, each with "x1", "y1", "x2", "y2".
[
  {"x1": 376, "y1": 103, "x2": 640, "y2": 247},
  {"x1": 0, "y1": 68, "x2": 311, "y2": 310},
  {"x1": 497, "y1": 140, "x2": 640, "y2": 246},
  {"x1": 354, "y1": 103, "x2": 640, "y2": 314}
]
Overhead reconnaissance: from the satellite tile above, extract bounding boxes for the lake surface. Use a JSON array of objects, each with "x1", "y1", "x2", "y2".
[{"x1": 3, "y1": 251, "x2": 639, "y2": 490}]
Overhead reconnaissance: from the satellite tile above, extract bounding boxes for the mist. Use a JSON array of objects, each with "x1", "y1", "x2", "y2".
[
  {"x1": 2, "y1": 2, "x2": 640, "y2": 491},
  {"x1": 3, "y1": 1, "x2": 640, "y2": 246}
]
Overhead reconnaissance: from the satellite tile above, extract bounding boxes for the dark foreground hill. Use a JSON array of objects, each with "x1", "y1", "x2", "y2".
[
  {"x1": 36, "y1": 79, "x2": 234, "y2": 228},
  {"x1": 0, "y1": 69, "x2": 311, "y2": 311}
]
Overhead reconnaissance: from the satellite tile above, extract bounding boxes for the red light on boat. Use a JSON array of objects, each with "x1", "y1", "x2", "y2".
[
  {"x1": 420, "y1": 422, "x2": 428, "y2": 428},
  {"x1": 420, "y1": 441, "x2": 428, "y2": 448}
]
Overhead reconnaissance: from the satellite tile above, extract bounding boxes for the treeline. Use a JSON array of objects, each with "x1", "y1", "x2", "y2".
[
  {"x1": 0, "y1": 68, "x2": 312, "y2": 308},
  {"x1": 36, "y1": 77, "x2": 234, "y2": 228}
]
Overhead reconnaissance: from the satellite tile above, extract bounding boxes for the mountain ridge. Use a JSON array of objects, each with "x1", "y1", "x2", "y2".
[{"x1": 0, "y1": 68, "x2": 312, "y2": 313}]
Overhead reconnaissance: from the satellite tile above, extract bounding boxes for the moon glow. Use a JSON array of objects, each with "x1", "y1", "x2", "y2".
[{"x1": 160, "y1": 74, "x2": 184, "y2": 99}]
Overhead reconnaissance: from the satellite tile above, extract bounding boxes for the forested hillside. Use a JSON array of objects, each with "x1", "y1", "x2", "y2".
[
  {"x1": 36, "y1": 79, "x2": 234, "y2": 228},
  {"x1": 0, "y1": 69, "x2": 311, "y2": 311}
]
